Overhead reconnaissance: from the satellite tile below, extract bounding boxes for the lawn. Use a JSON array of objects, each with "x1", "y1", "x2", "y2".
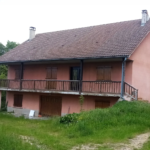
[{"x1": 0, "y1": 101, "x2": 150, "y2": 150}]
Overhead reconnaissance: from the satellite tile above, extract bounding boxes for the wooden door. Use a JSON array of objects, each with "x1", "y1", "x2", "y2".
[
  {"x1": 40, "y1": 96, "x2": 62, "y2": 116},
  {"x1": 95, "y1": 100, "x2": 110, "y2": 109}
]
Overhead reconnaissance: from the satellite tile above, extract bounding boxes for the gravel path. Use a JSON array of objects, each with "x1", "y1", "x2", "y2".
[{"x1": 72, "y1": 132, "x2": 150, "y2": 150}]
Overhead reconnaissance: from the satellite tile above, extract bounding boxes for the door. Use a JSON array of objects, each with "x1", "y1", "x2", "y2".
[
  {"x1": 40, "y1": 96, "x2": 62, "y2": 116},
  {"x1": 95, "y1": 100, "x2": 110, "y2": 109},
  {"x1": 70, "y1": 67, "x2": 80, "y2": 91}
]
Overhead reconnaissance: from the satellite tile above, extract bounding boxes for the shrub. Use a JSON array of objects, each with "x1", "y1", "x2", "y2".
[
  {"x1": 60, "y1": 113, "x2": 79, "y2": 124},
  {"x1": 79, "y1": 95, "x2": 84, "y2": 112}
]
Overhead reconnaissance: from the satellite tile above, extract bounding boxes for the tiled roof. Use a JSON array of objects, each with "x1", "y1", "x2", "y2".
[{"x1": 0, "y1": 19, "x2": 150, "y2": 63}]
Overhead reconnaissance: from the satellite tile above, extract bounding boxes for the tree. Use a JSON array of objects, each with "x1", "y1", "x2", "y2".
[
  {"x1": 0, "y1": 41, "x2": 19, "y2": 110},
  {"x1": 0, "y1": 43, "x2": 5, "y2": 56},
  {"x1": 0, "y1": 41, "x2": 19, "y2": 79},
  {"x1": 5, "y1": 41, "x2": 19, "y2": 52}
]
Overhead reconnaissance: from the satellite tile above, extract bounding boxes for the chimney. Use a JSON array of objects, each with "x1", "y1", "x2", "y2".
[
  {"x1": 141, "y1": 10, "x2": 149, "y2": 26},
  {"x1": 29, "y1": 27, "x2": 36, "y2": 40}
]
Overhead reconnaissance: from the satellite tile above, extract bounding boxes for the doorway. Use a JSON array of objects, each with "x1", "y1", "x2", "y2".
[
  {"x1": 40, "y1": 96, "x2": 62, "y2": 116},
  {"x1": 70, "y1": 67, "x2": 80, "y2": 91}
]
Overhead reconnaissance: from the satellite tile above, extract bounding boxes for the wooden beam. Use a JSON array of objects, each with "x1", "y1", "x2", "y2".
[
  {"x1": 20, "y1": 63, "x2": 24, "y2": 90},
  {"x1": 79, "y1": 60, "x2": 83, "y2": 94},
  {"x1": 121, "y1": 58, "x2": 127, "y2": 99}
]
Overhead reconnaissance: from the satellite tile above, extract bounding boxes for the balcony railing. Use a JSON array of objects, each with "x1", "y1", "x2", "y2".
[{"x1": 0, "y1": 79, "x2": 138, "y2": 99}]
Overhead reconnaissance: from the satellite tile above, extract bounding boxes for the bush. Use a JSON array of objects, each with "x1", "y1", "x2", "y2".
[{"x1": 60, "y1": 113, "x2": 79, "y2": 124}]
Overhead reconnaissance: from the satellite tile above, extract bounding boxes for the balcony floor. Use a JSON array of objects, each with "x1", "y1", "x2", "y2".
[{"x1": 0, "y1": 87, "x2": 120, "y2": 97}]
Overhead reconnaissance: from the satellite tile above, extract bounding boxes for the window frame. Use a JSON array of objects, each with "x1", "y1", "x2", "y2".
[
  {"x1": 15, "y1": 68, "x2": 21, "y2": 80},
  {"x1": 13, "y1": 94, "x2": 23, "y2": 108},
  {"x1": 46, "y1": 67, "x2": 57, "y2": 79},
  {"x1": 96, "y1": 66, "x2": 111, "y2": 81}
]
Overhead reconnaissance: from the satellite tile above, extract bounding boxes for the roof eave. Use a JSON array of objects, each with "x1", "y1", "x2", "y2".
[{"x1": 0, "y1": 55, "x2": 129, "y2": 64}]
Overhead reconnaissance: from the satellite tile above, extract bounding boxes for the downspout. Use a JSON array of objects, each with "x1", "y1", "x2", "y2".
[{"x1": 120, "y1": 57, "x2": 127, "y2": 100}]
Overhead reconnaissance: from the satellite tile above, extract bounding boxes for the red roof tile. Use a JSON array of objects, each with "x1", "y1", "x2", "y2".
[{"x1": 0, "y1": 19, "x2": 150, "y2": 63}]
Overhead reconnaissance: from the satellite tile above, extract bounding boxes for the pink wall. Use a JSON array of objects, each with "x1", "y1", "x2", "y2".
[
  {"x1": 7, "y1": 91, "x2": 118, "y2": 115},
  {"x1": 7, "y1": 91, "x2": 40, "y2": 110},
  {"x1": 62, "y1": 95, "x2": 118, "y2": 114},
  {"x1": 83, "y1": 62, "x2": 122, "y2": 81},
  {"x1": 125, "y1": 61, "x2": 133, "y2": 84},
  {"x1": 129, "y1": 33, "x2": 150, "y2": 101},
  {"x1": 8, "y1": 61, "x2": 123, "y2": 81}
]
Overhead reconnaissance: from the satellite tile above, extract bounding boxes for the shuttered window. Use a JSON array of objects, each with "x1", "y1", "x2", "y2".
[
  {"x1": 97, "y1": 67, "x2": 111, "y2": 81},
  {"x1": 46, "y1": 67, "x2": 57, "y2": 89},
  {"x1": 46, "y1": 67, "x2": 57, "y2": 79},
  {"x1": 15, "y1": 69, "x2": 21, "y2": 79},
  {"x1": 14, "y1": 94, "x2": 23, "y2": 107},
  {"x1": 95, "y1": 100, "x2": 110, "y2": 109}
]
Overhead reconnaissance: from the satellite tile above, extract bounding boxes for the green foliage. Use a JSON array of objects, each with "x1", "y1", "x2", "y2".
[
  {"x1": 0, "y1": 127, "x2": 37, "y2": 150},
  {"x1": 60, "y1": 113, "x2": 79, "y2": 124},
  {"x1": 0, "y1": 41, "x2": 19, "y2": 110},
  {"x1": 79, "y1": 95, "x2": 84, "y2": 112},
  {"x1": 5, "y1": 40, "x2": 19, "y2": 52},
  {"x1": 0, "y1": 101, "x2": 150, "y2": 149},
  {"x1": 0, "y1": 65, "x2": 8, "y2": 79},
  {"x1": 0, "y1": 43, "x2": 5, "y2": 55}
]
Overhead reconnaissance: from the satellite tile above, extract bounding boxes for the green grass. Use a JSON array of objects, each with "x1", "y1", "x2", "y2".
[
  {"x1": 0, "y1": 101, "x2": 150, "y2": 150},
  {"x1": 140, "y1": 137, "x2": 150, "y2": 150}
]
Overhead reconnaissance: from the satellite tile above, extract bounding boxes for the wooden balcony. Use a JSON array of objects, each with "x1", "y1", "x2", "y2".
[{"x1": 0, "y1": 79, "x2": 138, "y2": 99}]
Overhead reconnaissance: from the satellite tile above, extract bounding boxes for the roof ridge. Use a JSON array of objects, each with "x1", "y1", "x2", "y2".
[{"x1": 36, "y1": 19, "x2": 141, "y2": 36}]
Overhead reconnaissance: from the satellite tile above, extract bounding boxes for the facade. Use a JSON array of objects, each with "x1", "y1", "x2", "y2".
[{"x1": 0, "y1": 10, "x2": 150, "y2": 117}]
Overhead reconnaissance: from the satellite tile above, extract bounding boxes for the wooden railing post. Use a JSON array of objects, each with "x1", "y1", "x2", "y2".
[
  {"x1": 63, "y1": 81, "x2": 64, "y2": 91},
  {"x1": 7, "y1": 80, "x2": 10, "y2": 89},
  {"x1": 34, "y1": 80, "x2": 35, "y2": 90},
  {"x1": 20, "y1": 79, "x2": 22, "y2": 90}
]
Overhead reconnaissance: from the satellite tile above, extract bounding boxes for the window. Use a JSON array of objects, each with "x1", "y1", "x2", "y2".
[
  {"x1": 14, "y1": 94, "x2": 23, "y2": 107},
  {"x1": 46, "y1": 67, "x2": 57, "y2": 79},
  {"x1": 97, "y1": 67, "x2": 111, "y2": 81},
  {"x1": 95, "y1": 100, "x2": 110, "y2": 109},
  {"x1": 46, "y1": 67, "x2": 57, "y2": 89},
  {"x1": 15, "y1": 69, "x2": 21, "y2": 79}
]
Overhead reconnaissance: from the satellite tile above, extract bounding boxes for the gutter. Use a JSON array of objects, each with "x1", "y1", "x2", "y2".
[{"x1": 0, "y1": 55, "x2": 129, "y2": 64}]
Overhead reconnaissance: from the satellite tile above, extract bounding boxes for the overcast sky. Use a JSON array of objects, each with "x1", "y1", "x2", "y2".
[{"x1": 0, "y1": 0, "x2": 149, "y2": 45}]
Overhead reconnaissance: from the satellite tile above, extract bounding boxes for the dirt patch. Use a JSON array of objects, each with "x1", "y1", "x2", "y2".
[
  {"x1": 20, "y1": 135, "x2": 48, "y2": 150},
  {"x1": 72, "y1": 132, "x2": 150, "y2": 150}
]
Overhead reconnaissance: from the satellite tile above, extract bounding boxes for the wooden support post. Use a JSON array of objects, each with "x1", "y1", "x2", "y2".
[
  {"x1": 79, "y1": 60, "x2": 83, "y2": 95},
  {"x1": 135, "y1": 89, "x2": 138, "y2": 100},
  {"x1": 20, "y1": 63, "x2": 24, "y2": 90},
  {"x1": 121, "y1": 58, "x2": 127, "y2": 99}
]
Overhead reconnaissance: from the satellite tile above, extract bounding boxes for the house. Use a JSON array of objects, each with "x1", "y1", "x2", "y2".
[{"x1": 0, "y1": 10, "x2": 150, "y2": 117}]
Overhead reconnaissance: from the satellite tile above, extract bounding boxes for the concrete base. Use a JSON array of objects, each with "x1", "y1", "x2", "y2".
[{"x1": 7, "y1": 107, "x2": 39, "y2": 117}]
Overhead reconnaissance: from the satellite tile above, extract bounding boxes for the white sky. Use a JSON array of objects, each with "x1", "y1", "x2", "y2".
[{"x1": 0, "y1": 0, "x2": 149, "y2": 45}]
